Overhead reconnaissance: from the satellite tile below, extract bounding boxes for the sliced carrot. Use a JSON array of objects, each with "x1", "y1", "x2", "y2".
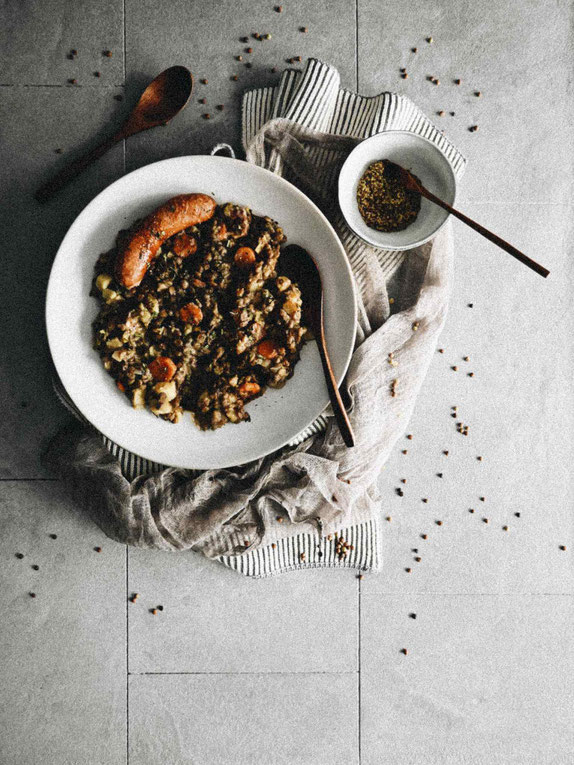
[
  {"x1": 239, "y1": 381, "x2": 261, "y2": 398},
  {"x1": 172, "y1": 231, "x2": 198, "y2": 258},
  {"x1": 234, "y1": 246, "x2": 256, "y2": 268},
  {"x1": 257, "y1": 339, "x2": 279, "y2": 359},
  {"x1": 179, "y1": 302, "x2": 203, "y2": 324},
  {"x1": 148, "y1": 356, "x2": 177, "y2": 381},
  {"x1": 116, "y1": 381, "x2": 126, "y2": 392}
]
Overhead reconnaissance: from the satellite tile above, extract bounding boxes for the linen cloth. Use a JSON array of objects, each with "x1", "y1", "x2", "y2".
[{"x1": 45, "y1": 58, "x2": 465, "y2": 576}]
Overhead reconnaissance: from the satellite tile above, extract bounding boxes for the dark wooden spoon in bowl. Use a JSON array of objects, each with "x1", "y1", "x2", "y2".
[
  {"x1": 35, "y1": 66, "x2": 193, "y2": 203},
  {"x1": 388, "y1": 161, "x2": 550, "y2": 278},
  {"x1": 279, "y1": 244, "x2": 355, "y2": 448}
]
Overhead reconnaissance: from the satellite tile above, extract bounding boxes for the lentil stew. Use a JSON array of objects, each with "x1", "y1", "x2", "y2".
[{"x1": 91, "y1": 200, "x2": 307, "y2": 430}]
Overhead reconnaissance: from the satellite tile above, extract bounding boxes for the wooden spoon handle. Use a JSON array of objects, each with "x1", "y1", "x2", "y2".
[
  {"x1": 317, "y1": 301, "x2": 355, "y2": 448},
  {"x1": 420, "y1": 187, "x2": 550, "y2": 279},
  {"x1": 35, "y1": 131, "x2": 123, "y2": 203}
]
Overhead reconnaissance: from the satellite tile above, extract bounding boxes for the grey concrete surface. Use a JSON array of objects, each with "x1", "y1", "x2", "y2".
[{"x1": 1, "y1": 1, "x2": 572, "y2": 763}]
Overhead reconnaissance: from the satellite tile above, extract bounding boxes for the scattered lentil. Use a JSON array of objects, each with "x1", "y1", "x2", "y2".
[
  {"x1": 271, "y1": 543, "x2": 277, "y2": 549},
  {"x1": 385, "y1": 516, "x2": 392, "y2": 522},
  {"x1": 200, "y1": 78, "x2": 208, "y2": 84},
  {"x1": 477, "y1": 456, "x2": 483, "y2": 462},
  {"x1": 469, "y1": 508, "x2": 475, "y2": 513},
  {"x1": 422, "y1": 498, "x2": 428, "y2": 503},
  {"x1": 29, "y1": 592, "x2": 36, "y2": 598},
  {"x1": 402, "y1": 449, "x2": 408, "y2": 455},
  {"x1": 436, "y1": 520, "x2": 443, "y2": 526},
  {"x1": 231, "y1": 74, "x2": 239, "y2": 81},
  {"x1": 438, "y1": 348, "x2": 444, "y2": 353},
  {"x1": 468, "y1": 303, "x2": 474, "y2": 308},
  {"x1": 275, "y1": 5, "x2": 283, "y2": 11},
  {"x1": 452, "y1": 366, "x2": 458, "y2": 371},
  {"x1": 400, "y1": 648, "x2": 408, "y2": 655},
  {"x1": 468, "y1": 372, "x2": 474, "y2": 377},
  {"x1": 407, "y1": 434, "x2": 413, "y2": 440},
  {"x1": 443, "y1": 450, "x2": 449, "y2": 456},
  {"x1": 475, "y1": 91, "x2": 482, "y2": 97},
  {"x1": 271, "y1": 67, "x2": 278, "y2": 73},
  {"x1": 480, "y1": 497, "x2": 485, "y2": 502},
  {"x1": 450, "y1": 111, "x2": 455, "y2": 116},
  {"x1": 236, "y1": 55, "x2": 243, "y2": 61},
  {"x1": 68, "y1": 78, "x2": 77, "y2": 85},
  {"x1": 409, "y1": 613, "x2": 417, "y2": 619},
  {"x1": 483, "y1": 517, "x2": 489, "y2": 524},
  {"x1": 412, "y1": 47, "x2": 418, "y2": 53},
  {"x1": 415, "y1": 556, "x2": 422, "y2": 562},
  {"x1": 32, "y1": 565, "x2": 39, "y2": 571},
  {"x1": 151, "y1": 608, "x2": 158, "y2": 615},
  {"x1": 199, "y1": 97, "x2": 206, "y2": 104},
  {"x1": 401, "y1": 73, "x2": 408, "y2": 79},
  {"x1": 300, "y1": 26, "x2": 308, "y2": 33},
  {"x1": 49, "y1": 533, "x2": 58, "y2": 539},
  {"x1": 401, "y1": 478, "x2": 407, "y2": 484},
  {"x1": 246, "y1": 47, "x2": 253, "y2": 53},
  {"x1": 217, "y1": 104, "x2": 225, "y2": 111},
  {"x1": 559, "y1": 545, "x2": 567, "y2": 551},
  {"x1": 15, "y1": 553, "x2": 24, "y2": 559},
  {"x1": 94, "y1": 546, "x2": 102, "y2": 552},
  {"x1": 426, "y1": 36, "x2": 433, "y2": 43},
  {"x1": 437, "y1": 110, "x2": 445, "y2": 116},
  {"x1": 405, "y1": 568, "x2": 412, "y2": 573},
  {"x1": 94, "y1": 71, "x2": 101, "y2": 78},
  {"x1": 264, "y1": 33, "x2": 272, "y2": 39},
  {"x1": 421, "y1": 534, "x2": 428, "y2": 540},
  {"x1": 103, "y1": 50, "x2": 112, "y2": 57},
  {"x1": 502, "y1": 526, "x2": 509, "y2": 531},
  {"x1": 437, "y1": 473, "x2": 443, "y2": 478},
  {"x1": 358, "y1": 574, "x2": 364, "y2": 580},
  {"x1": 240, "y1": 36, "x2": 249, "y2": 43},
  {"x1": 469, "y1": 125, "x2": 479, "y2": 132}
]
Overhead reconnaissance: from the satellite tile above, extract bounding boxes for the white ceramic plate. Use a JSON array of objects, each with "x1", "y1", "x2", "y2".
[
  {"x1": 338, "y1": 130, "x2": 457, "y2": 250},
  {"x1": 46, "y1": 156, "x2": 357, "y2": 470}
]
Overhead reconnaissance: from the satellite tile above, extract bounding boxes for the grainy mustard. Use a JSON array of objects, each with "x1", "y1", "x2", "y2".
[{"x1": 356, "y1": 159, "x2": 421, "y2": 233}]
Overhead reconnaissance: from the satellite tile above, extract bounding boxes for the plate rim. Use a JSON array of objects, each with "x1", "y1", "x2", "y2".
[
  {"x1": 46, "y1": 154, "x2": 357, "y2": 469},
  {"x1": 338, "y1": 129, "x2": 457, "y2": 250}
]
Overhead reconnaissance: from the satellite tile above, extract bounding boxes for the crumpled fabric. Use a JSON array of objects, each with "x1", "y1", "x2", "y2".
[{"x1": 44, "y1": 58, "x2": 460, "y2": 563}]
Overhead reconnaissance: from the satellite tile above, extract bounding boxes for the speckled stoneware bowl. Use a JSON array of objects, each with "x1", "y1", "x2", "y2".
[{"x1": 338, "y1": 130, "x2": 457, "y2": 250}]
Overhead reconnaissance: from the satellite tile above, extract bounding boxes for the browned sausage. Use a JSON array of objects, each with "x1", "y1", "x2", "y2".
[{"x1": 115, "y1": 193, "x2": 216, "y2": 288}]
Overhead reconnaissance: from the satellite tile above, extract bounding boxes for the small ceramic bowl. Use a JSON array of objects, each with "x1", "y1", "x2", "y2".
[{"x1": 338, "y1": 130, "x2": 457, "y2": 250}]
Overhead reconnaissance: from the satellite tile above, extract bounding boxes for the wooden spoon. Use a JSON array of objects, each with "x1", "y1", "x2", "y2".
[
  {"x1": 279, "y1": 244, "x2": 355, "y2": 448},
  {"x1": 35, "y1": 66, "x2": 193, "y2": 203},
  {"x1": 388, "y1": 161, "x2": 550, "y2": 279}
]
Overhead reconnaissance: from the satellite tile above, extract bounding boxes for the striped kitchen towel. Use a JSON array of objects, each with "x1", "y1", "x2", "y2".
[{"x1": 47, "y1": 58, "x2": 465, "y2": 577}]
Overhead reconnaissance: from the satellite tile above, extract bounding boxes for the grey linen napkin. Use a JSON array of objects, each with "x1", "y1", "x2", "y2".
[{"x1": 45, "y1": 58, "x2": 465, "y2": 576}]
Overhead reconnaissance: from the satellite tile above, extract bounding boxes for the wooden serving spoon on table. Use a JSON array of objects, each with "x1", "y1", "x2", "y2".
[
  {"x1": 388, "y1": 161, "x2": 550, "y2": 279},
  {"x1": 279, "y1": 244, "x2": 355, "y2": 448},
  {"x1": 35, "y1": 66, "x2": 193, "y2": 203}
]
